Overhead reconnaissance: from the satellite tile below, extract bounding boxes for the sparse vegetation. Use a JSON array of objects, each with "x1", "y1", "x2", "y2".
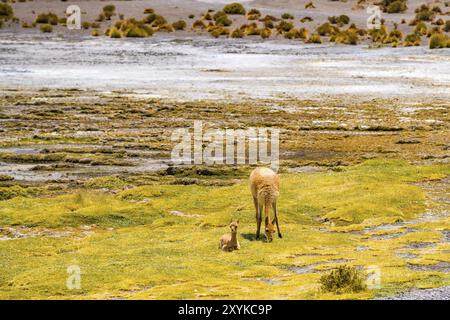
[
  {"x1": 213, "y1": 11, "x2": 232, "y2": 27},
  {"x1": 308, "y1": 33, "x2": 322, "y2": 43},
  {"x1": 317, "y1": 22, "x2": 338, "y2": 36},
  {"x1": 385, "y1": 0, "x2": 407, "y2": 14},
  {"x1": 247, "y1": 8, "x2": 261, "y2": 20},
  {"x1": 305, "y1": 2, "x2": 316, "y2": 9},
  {"x1": 0, "y1": 3, "x2": 14, "y2": 21},
  {"x1": 281, "y1": 13, "x2": 294, "y2": 20},
  {"x1": 320, "y1": 265, "x2": 367, "y2": 293},
  {"x1": 231, "y1": 28, "x2": 245, "y2": 38},
  {"x1": 102, "y1": 5, "x2": 116, "y2": 20},
  {"x1": 39, "y1": 24, "x2": 53, "y2": 33},
  {"x1": 277, "y1": 20, "x2": 294, "y2": 32},
  {"x1": 223, "y1": 2, "x2": 246, "y2": 15},
  {"x1": 404, "y1": 33, "x2": 421, "y2": 46},
  {"x1": 415, "y1": 22, "x2": 427, "y2": 36},
  {"x1": 172, "y1": 20, "x2": 187, "y2": 30},
  {"x1": 35, "y1": 12, "x2": 58, "y2": 25},
  {"x1": 328, "y1": 15, "x2": 350, "y2": 26},
  {"x1": 429, "y1": 33, "x2": 449, "y2": 49}
]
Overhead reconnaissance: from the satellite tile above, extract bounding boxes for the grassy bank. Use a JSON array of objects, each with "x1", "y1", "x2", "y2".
[{"x1": 0, "y1": 159, "x2": 448, "y2": 299}]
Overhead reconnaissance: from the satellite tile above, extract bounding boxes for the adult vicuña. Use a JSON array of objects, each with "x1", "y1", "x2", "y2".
[
  {"x1": 249, "y1": 167, "x2": 282, "y2": 242},
  {"x1": 219, "y1": 220, "x2": 240, "y2": 251}
]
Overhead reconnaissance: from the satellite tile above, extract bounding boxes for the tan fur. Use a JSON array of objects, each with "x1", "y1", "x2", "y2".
[
  {"x1": 219, "y1": 221, "x2": 240, "y2": 251},
  {"x1": 249, "y1": 167, "x2": 282, "y2": 241}
]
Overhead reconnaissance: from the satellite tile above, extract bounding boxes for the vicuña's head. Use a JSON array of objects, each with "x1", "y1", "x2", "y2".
[
  {"x1": 229, "y1": 220, "x2": 239, "y2": 233},
  {"x1": 265, "y1": 222, "x2": 275, "y2": 242}
]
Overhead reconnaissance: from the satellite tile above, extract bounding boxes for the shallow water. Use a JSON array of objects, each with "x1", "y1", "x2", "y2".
[{"x1": 0, "y1": 33, "x2": 449, "y2": 100}]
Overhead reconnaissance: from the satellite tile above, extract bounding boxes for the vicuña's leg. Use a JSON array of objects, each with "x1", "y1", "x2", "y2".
[
  {"x1": 272, "y1": 201, "x2": 282, "y2": 238},
  {"x1": 256, "y1": 200, "x2": 262, "y2": 240}
]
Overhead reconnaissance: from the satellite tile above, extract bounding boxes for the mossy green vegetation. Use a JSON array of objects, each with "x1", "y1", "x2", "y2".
[
  {"x1": 320, "y1": 265, "x2": 366, "y2": 293},
  {"x1": 0, "y1": 3, "x2": 13, "y2": 21},
  {"x1": 35, "y1": 12, "x2": 58, "y2": 25},
  {"x1": 223, "y1": 3, "x2": 246, "y2": 15},
  {"x1": 39, "y1": 24, "x2": 53, "y2": 33},
  {"x1": 429, "y1": 33, "x2": 449, "y2": 49},
  {"x1": 1, "y1": 160, "x2": 448, "y2": 299}
]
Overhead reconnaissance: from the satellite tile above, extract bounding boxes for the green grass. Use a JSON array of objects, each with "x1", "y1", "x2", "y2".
[{"x1": 0, "y1": 160, "x2": 448, "y2": 299}]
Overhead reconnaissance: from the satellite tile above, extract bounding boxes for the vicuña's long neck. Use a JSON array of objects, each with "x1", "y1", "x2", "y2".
[{"x1": 230, "y1": 232, "x2": 237, "y2": 244}]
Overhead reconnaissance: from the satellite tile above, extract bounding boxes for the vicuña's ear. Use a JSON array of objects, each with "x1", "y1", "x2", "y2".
[{"x1": 236, "y1": 219, "x2": 239, "y2": 224}]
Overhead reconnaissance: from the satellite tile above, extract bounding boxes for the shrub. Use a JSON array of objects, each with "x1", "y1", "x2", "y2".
[
  {"x1": 369, "y1": 25, "x2": 388, "y2": 42},
  {"x1": 305, "y1": 2, "x2": 316, "y2": 9},
  {"x1": 445, "y1": 20, "x2": 450, "y2": 32},
  {"x1": 231, "y1": 28, "x2": 245, "y2": 38},
  {"x1": 209, "y1": 26, "x2": 230, "y2": 38},
  {"x1": 0, "y1": 174, "x2": 13, "y2": 182},
  {"x1": 429, "y1": 33, "x2": 448, "y2": 49},
  {"x1": 260, "y1": 15, "x2": 279, "y2": 22},
  {"x1": 277, "y1": 20, "x2": 294, "y2": 32},
  {"x1": 0, "y1": 3, "x2": 13, "y2": 21},
  {"x1": 247, "y1": 8, "x2": 261, "y2": 20},
  {"x1": 300, "y1": 16, "x2": 313, "y2": 23},
  {"x1": 91, "y1": 29, "x2": 100, "y2": 37},
  {"x1": 158, "y1": 24, "x2": 174, "y2": 32},
  {"x1": 144, "y1": 8, "x2": 154, "y2": 14},
  {"x1": 427, "y1": 26, "x2": 441, "y2": 38},
  {"x1": 91, "y1": 22, "x2": 100, "y2": 29},
  {"x1": 415, "y1": 5, "x2": 436, "y2": 21},
  {"x1": 0, "y1": 185, "x2": 33, "y2": 201},
  {"x1": 333, "y1": 30, "x2": 359, "y2": 44},
  {"x1": 214, "y1": 11, "x2": 232, "y2": 26},
  {"x1": 433, "y1": 18, "x2": 444, "y2": 26},
  {"x1": 260, "y1": 27, "x2": 272, "y2": 39},
  {"x1": 317, "y1": 22, "x2": 338, "y2": 36},
  {"x1": 245, "y1": 24, "x2": 261, "y2": 36},
  {"x1": 308, "y1": 33, "x2": 322, "y2": 43},
  {"x1": 281, "y1": 13, "x2": 294, "y2": 20},
  {"x1": 109, "y1": 27, "x2": 122, "y2": 38},
  {"x1": 35, "y1": 12, "x2": 58, "y2": 25},
  {"x1": 193, "y1": 19, "x2": 206, "y2": 29},
  {"x1": 387, "y1": 29, "x2": 403, "y2": 42},
  {"x1": 189, "y1": 14, "x2": 195, "y2": 19},
  {"x1": 320, "y1": 265, "x2": 366, "y2": 293},
  {"x1": 415, "y1": 21, "x2": 427, "y2": 35},
  {"x1": 329, "y1": 15, "x2": 350, "y2": 25},
  {"x1": 82, "y1": 22, "x2": 90, "y2": 29},
  {"x1": 386, "y1": 0, "x2": 407, "y2": 13},
  {"x1": 152, "y1": 15, "x2": 167, "y2": 27},
  {"x1": 404, "y1": 33, "x2": 421, "y2": 46},
  {"x1": 284, "y1": 28, "x2": 308, "y2": 40},
  {"x1": 40, "y1": 24, "x2": 53, "y2": 33},
  {"x1": 96, "y1": 13, "x2": 105, "y2": 22},
  {"x1": 264, "y1": 20, "x2": 274, "y2": 28},
  {"x1": 113, "y1": 19, "x2": 154, "y2": 38},
  {"x1": 223, "y1": 3, "x2": 246, "y2": 15},
  {"x1": 103, "y1": 5, "x2": 116, "y2": 20},
  {"x1": 172, "y1": 20, "x2": 187, "y2": 30},
  {"x1": 85, "y1": 176, "x2": 127, "y2": 190}
]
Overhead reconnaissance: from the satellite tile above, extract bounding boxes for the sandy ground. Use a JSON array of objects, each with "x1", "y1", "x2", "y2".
[{"x1": 1, "y1": 0, "x2": 449, "y2": 43}]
